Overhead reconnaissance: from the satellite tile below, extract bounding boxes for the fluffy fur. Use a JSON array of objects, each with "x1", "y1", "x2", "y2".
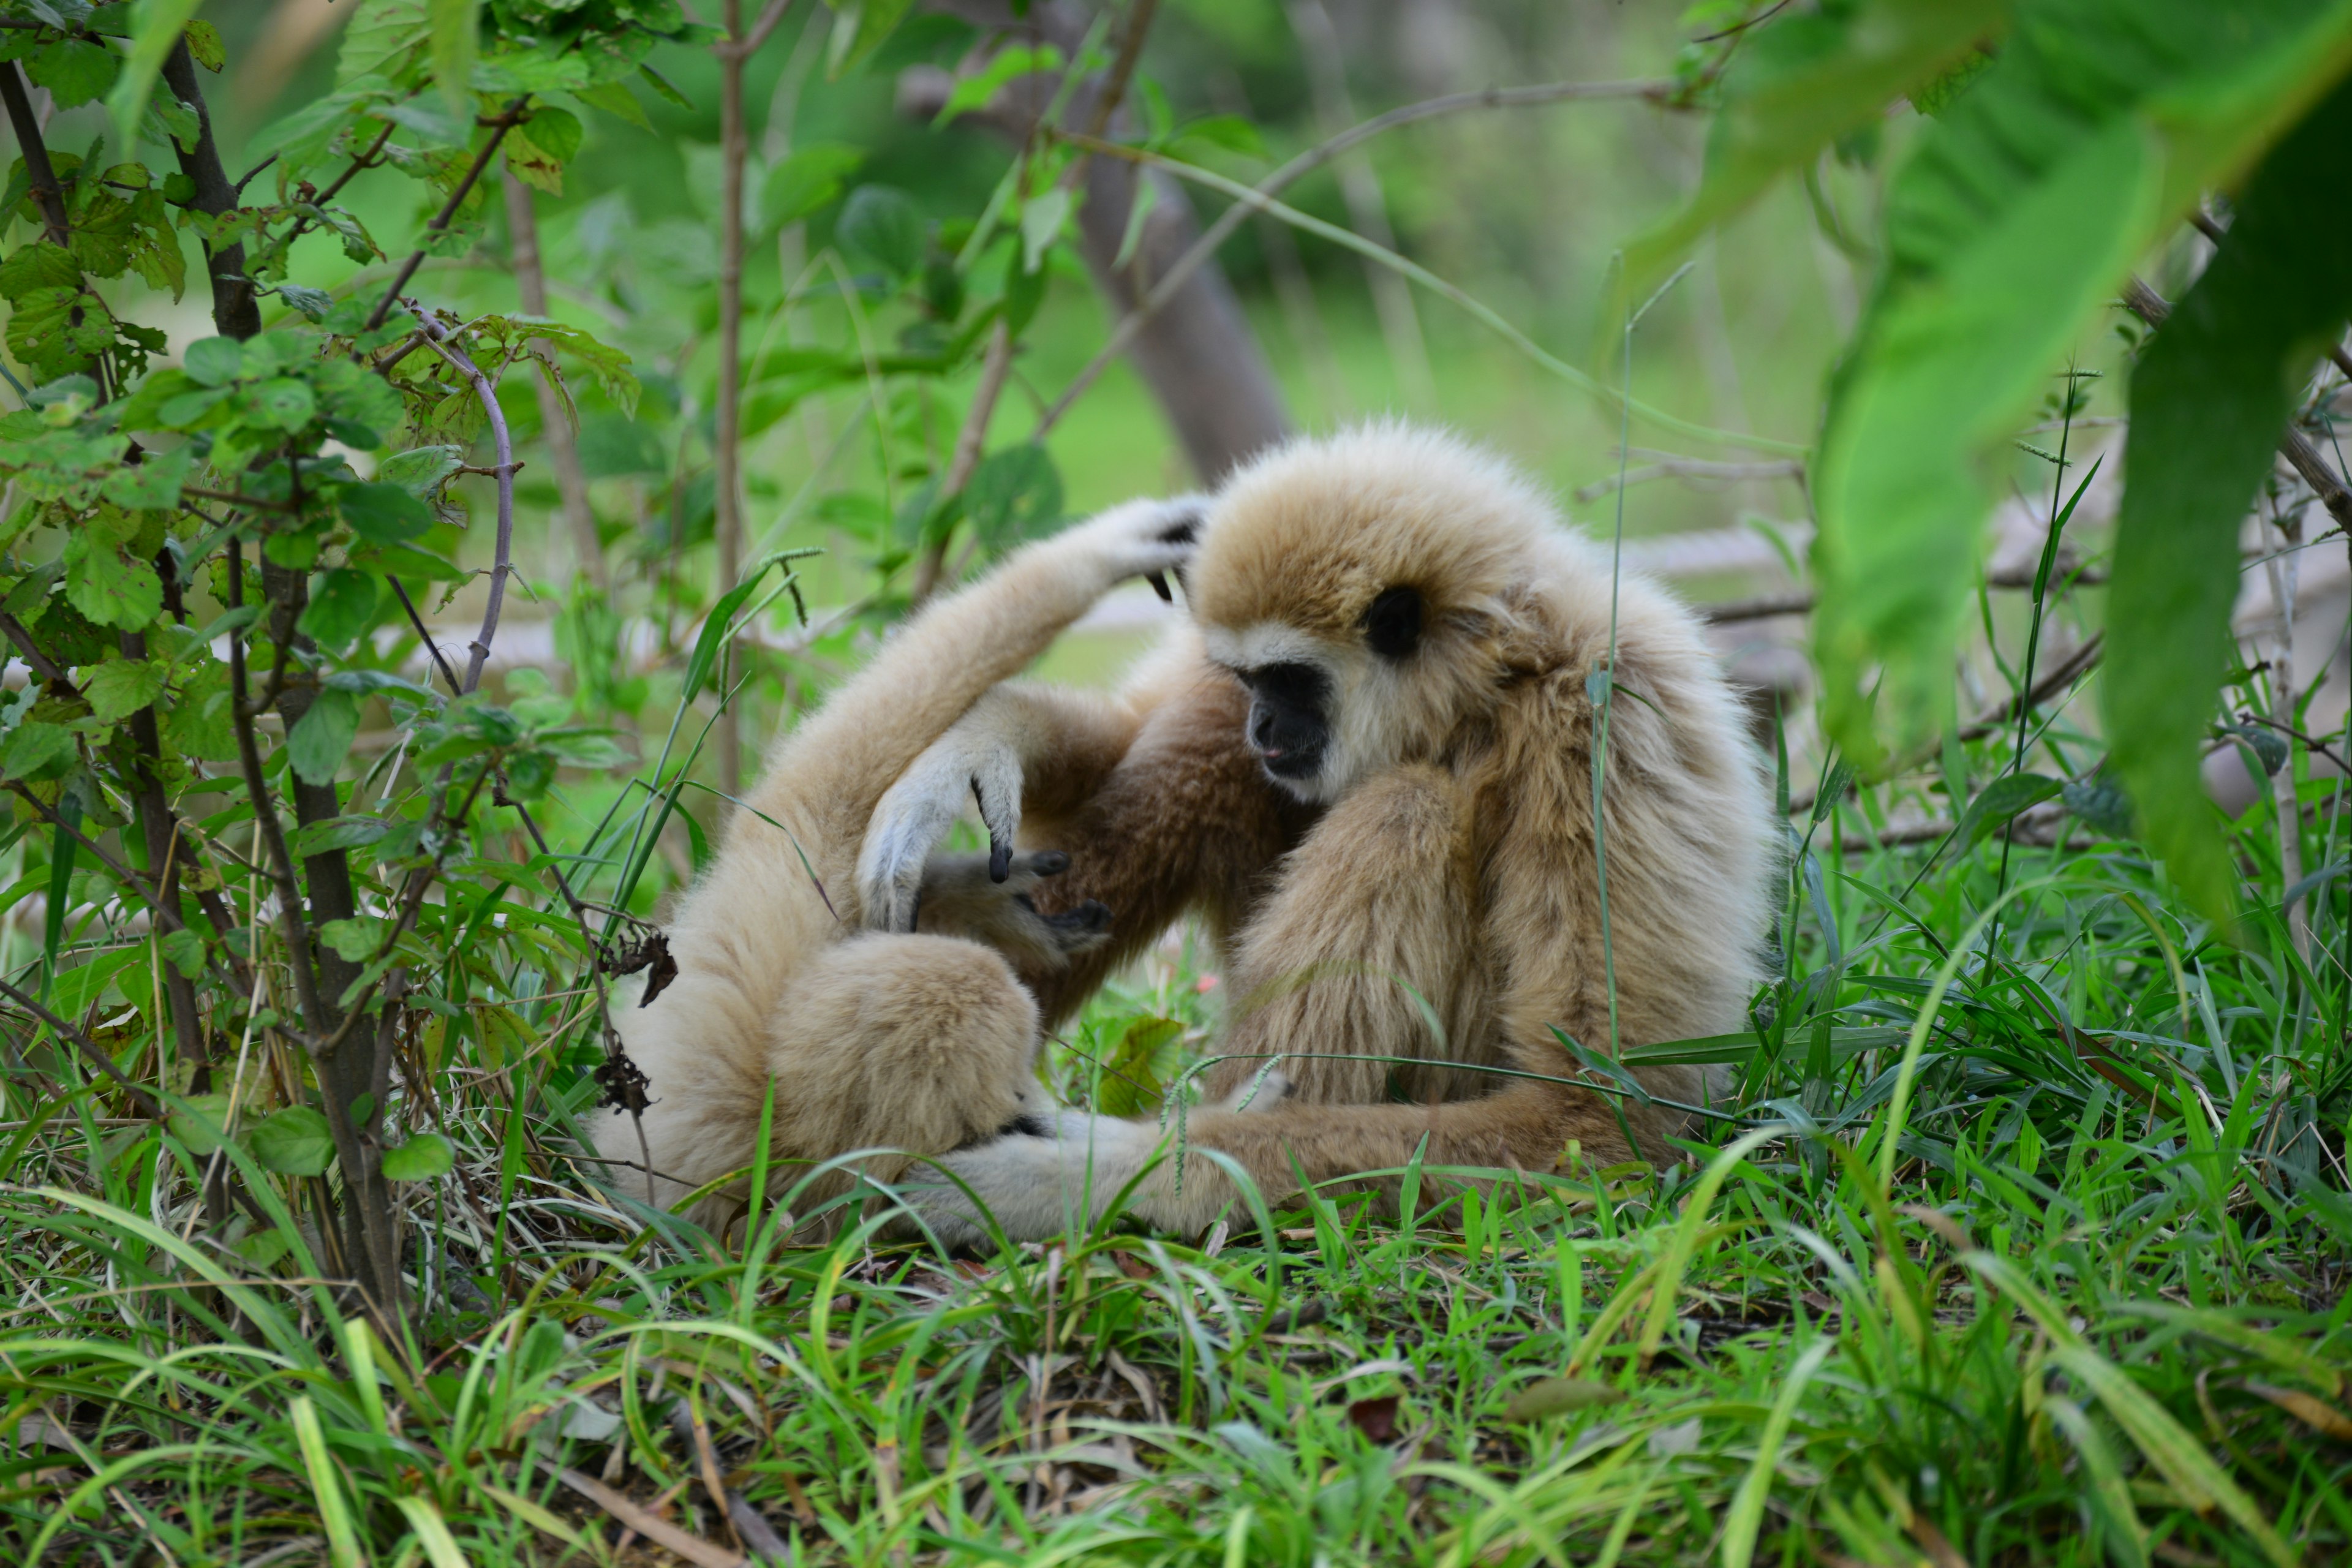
[
  {"x1": 589, "y1": 500, "x2": 1196, "y2": 1226},
  {"x1": 864, "y1": 423, "x2": 1779, "y2": 1243}
]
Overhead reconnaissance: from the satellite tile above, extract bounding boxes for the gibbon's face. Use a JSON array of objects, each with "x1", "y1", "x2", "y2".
[
  {"x1": 1187, "y1": 424, "x2": 1545, "y2": 804},
  {"x1": 1205, "y1": 584, "x2": 1425, "y2": 804}
]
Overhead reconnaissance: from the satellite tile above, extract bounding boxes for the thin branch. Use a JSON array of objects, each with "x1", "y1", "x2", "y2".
[
  {"x1": 1031, "y1": 76, "x2": 1670, "y2": 438},
  {"x1": 0, "y1": 61, "x2": 70, "y2": 245},
  {"x1": 0, "y1": 975, "x2": 164, "y2": 1118},
  {"x1": 160, "y1": 40, "x2": 262, "y2": 341},
  {"x1": 1575, "y1": 456, "x2": 1805, "y2": 504},
  {"x1": 501, "y1": 171, "x2": 606, "y2": 593},
  {"x1": 1703, "y1": 564, "x2": 2106, "y2": 624},
  {"x1": 908, "y1": 319, "x2": 1015, "y2": 608},
  {"x1": 366, "y1": 98, "x2": 532, "y2": 331},
  {"x1": 224, "y1": 540, "x2": 332, "y2": 1039},
  {"x1": 0, "y1": 612, "x2": 73, "y2": 686},
  {"x1": 721, "y1": 0, "x2": 797, "y2": 59},
  {"x1": 712, "y1": 1, "x2": 751, "y2": 793},
  {"x1": 2122, "y1": 277, "x2": 2352, "y2": 535},
  {"x1": 416, "y1": 320, "x2": 517, "y2": 692}
]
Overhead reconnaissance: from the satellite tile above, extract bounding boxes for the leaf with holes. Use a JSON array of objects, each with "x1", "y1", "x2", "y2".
[{"x1": 83, "y1": 657, "x2": 166, "y2": 723}]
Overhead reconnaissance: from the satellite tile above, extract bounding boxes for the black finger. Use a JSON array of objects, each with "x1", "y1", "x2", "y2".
[
  {"x1": 1030, "y1": 850, "x2": 1070, "y2": 877},
  {"x1": 974, "y1": 776, "x2": 1014, "y2": 881},
  {"x1": 1147, "y1": 571, "x2": 1172, "y2": 602},
  {"x1": 1044, "y1": 899, "x2": 1112, "y2": 934},
  {"x1": 905, "y1": 886, "x2": 923, "y2": 933}
]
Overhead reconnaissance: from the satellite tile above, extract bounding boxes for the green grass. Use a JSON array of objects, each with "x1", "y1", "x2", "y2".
[{"x1": 3, "y1": 755, "x2": 2349, "y2": 1566}]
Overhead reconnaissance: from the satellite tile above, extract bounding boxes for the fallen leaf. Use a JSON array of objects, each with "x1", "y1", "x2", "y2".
[
  {"x1": 1503, "y1": 1377, "x2": 1627, "y2": 1422},
  {"x1": 1647, "y1": 1416, "x2": 1702, "y2": 1457}
]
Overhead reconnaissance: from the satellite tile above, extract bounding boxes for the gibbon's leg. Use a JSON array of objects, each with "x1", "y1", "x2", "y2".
[
  {"x1": 1199, "y1": 761, "x2": 1486, "y2": 1106},
  {"x1": 916, "y1": 764, "x2": 1501, "y2": 1243},
  {"x1": 616, "y1": 930, "x2": 1045, "y2": 1229}
]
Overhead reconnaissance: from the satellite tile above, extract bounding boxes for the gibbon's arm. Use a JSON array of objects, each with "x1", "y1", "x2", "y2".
[{"x1": 747, "y1": 496, "x2": 1201, "y2": 870}]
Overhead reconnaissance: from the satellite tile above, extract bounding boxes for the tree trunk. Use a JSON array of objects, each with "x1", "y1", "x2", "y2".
[{"x1": 502, "y1": 170, "x2": 608, "y2": 594}]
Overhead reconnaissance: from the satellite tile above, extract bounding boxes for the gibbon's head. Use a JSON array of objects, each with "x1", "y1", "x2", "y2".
[{"x1": 1189, "y1": 423, "x2": 1550, "y2": 803}]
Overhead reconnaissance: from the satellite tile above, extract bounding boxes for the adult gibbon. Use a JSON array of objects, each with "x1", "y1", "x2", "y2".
[
  {"x1": 861, "y1": 423, "x2": 1778, "y2": 1242},
  {"x1": 591, "y1": 500, "x2": 1198, "y2": 1223}
]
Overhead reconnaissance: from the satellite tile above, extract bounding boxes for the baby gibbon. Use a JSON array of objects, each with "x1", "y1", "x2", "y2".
[
  {"x1": 590, "y1": 500, "x2": 1197, "y2": 1224},
  {"x1": 862, "y1": 423, "x2": 1778, "y2": 1242}
]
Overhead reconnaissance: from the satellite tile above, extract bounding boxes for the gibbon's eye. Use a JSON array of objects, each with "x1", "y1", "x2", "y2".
[{"x1": 1363, "y1": 586, "x2": 1422, "y2": 660}]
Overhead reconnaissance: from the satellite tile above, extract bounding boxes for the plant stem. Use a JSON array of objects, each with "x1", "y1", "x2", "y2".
[
  {"x1": 501, "y1": 169, "x2": 607, "y2": 594},
  {"x1": 366, "y1": 97, "x2": 532, "y2": 331},
  {"x1": 159, "y1": 42, "x2": 262, "y2": 341},
  {"x1": 908, "y1": 319, "x2": 1014, "y2": 609},
  {"x1": 713, "y1": 0, "x2": 751, "y2": 795}
]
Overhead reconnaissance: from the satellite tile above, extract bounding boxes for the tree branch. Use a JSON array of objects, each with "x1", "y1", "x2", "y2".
[
  {"x1": 0, "y1": 975, "x2": 164, "y2": 1118},
  {"x1": 366, "y1": 98, "x2": 532, "y2": 330},
  {"x1": 501, "y1": 170, "x2": 606, "y2": 594},
  {"x1": 416, "y1": 319, "x2": 517, "y2": 692},
  {"x1": 159, "y1": 41, "x2": 262, "y2": 341},
  {"x1": 908, "y1": 319, "x2": 1014, "y2": 608},
  {"x1": 0, "y1": 61, "x2": 69, "y2": 245}
]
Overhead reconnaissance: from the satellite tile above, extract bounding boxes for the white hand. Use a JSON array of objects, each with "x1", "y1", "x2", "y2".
[
  {"x1": 858, "y1": 692, "x2": 1028, "y2": 932},
  {"x1": 1050, "y1": 494, "x2": 1206, "y2": 595}
]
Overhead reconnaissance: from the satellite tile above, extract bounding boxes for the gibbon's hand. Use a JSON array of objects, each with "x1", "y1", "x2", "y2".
[
  {"x1": 858, "y1": 690, "x2": 1031, "y2": 931},
  {"x1": 1050, "y1": 493, "x2": 1208, "y2": 598}
]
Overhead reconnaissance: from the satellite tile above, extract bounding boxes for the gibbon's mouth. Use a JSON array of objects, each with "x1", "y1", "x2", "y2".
[{"x1": 1258, "y1": 743, "x2": 1323, "y2": 781}]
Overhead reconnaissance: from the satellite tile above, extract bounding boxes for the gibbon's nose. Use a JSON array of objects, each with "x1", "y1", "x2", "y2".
[{"x1": 1250, "y1": 709, "x2": 1283, "y2": 758}]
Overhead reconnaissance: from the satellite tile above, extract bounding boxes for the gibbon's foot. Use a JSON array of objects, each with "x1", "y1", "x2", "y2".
[
  {"x1": 904, "y1": 1074, "x2": 1295, "y2": 1246},
  {"x1": 910, "y1": 850, "x2": 1113, "y2": 969}
]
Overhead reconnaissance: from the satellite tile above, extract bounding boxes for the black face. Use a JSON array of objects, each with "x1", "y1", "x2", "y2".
[{"x1": 1238, "y1": 661, "x2": 1331, "y2": 782}]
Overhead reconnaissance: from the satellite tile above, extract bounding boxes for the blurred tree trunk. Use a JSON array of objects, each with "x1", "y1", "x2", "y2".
[
  {"x1": 908, "y1": 0, "x2": 1291, "y2": 481},
  {"x1": 712, "y1": 0, "x2": 752, "y2": 795}
]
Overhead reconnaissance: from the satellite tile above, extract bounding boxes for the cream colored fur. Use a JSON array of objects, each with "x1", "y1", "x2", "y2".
[
  {"x1": 868, "y1": 424, "x2": 1780, "y2": 1244},
  {"x1": 588, "y1": 499, "x2": 1197, "y2": 1226}
]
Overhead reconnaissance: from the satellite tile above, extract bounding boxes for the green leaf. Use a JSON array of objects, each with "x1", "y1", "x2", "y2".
[
  {"x1": 570, "y1": 78, "x2": 650, "y2": 130},
  {"x1": 428, "y1": 0, "x2": 480, "y2": 120},
  {"x1": 183, "y1": 19, "x2": 225, "y2": 70},
  {"x1": 99, "y1": 443, "x2": 192, "y2": 510},
  {"x1": 1096, "y1": 1016, "x2": 1182, "y2": 1118},
  {"x1": 30, "y1": 36, "x2": 116, "y2": 109},
  {"x1": 374, "y1": 445, "x2": 464, "y2": 498},
  {"x1": 317, "y1": 916, "x2": 386, "y2": 961},
  {"x1": 1954, "y1": 771, "x2": 2062, "y2": 848},
  {"x1": 297, "y1": 568, "x2": 380, "y2": 652},
  {"x1": 341, "y1": 481, "x2": 435, "y2": 543},
  {"x1": 826, "y1": 0, "x2": 914, "y2": 77},
  {"x1": 288, "y1": 687, "x2": 361, "y2": 784},
  {"x1": 1811, "y1": 0, "x2": 2352, "y2": 768},
  {"x1": 247, "y1": 377, "x2": 318, "y2": 431},
  {"x1": 168, "y1": 1092, "x2": 232, "y2": 1156},
  {"x1": 1019, "y1": 187, "x2": 1069, "y2": 274},
  {"x1": 251, "y1": 1106, "x2": 335, "y2": 1176},
  {"x1": 1501, "y1": 1376, "x2": 1629, "y2": 1423},
  {"x1": 63, "y1": 513, "x2": 164, "y2": 628},
  {"x1": 2105, "y1": 75, "x2": 2352, "y2": 923},
  {"x1": 761, "y1": 142, "x2": 862, "y2": 227},
  {"x1": 836, "y1": 184, "x2": 924, "y2": 278},
  {"x1": 290, "y1": 815, "x2": 393, "y2": 856},
  {"x1": 1618, "y1": 0, "x2": 2007, "y2": 314},
  {"x1": 0, "y1": 721, "x2": 77, "y2": 782},
  {"x1": 157, "y1": 927, "x2": 205, "y2": 978},
  {"x1": 964, "y1": 443, "x2": 1063, "y2": 554},
  {"x1": 929, "y1": 42, "x2": 1060, "y2": 126},
  {"x1": 105, "y1": 0, "x2": 203, "y2": 156},
  {"x1": 83, "y1": 657, "x2": 167, "y2": 722},
  {"x1": 380, "y1": 1132, "x2": 454, "y2": 1181},
  {"x1": 181, "y1": 335, "x2": 244, "y2": 386}
]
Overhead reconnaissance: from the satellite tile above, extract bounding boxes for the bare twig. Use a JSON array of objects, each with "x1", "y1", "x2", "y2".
[
  {"x1": 160, "y1": 41, "x2": 262, "y2": 340},
  {"x1": 366, "y1": 97, "x2": 533, "y2": 330},
  {"x1": 416, "y1": 320, "x2": 518, "y2": 692},
  {"x1": 1702, "y1": 563, "x2": 2106, "y2": 624},
  {"x1": 721, "y1": 0, "x2": 797, "y2": 59},
  {"x1": 0, "y1": 976, "x2": 164, "y2": 1118},
  {"x1": 1575, "y1": 456, "x2": 1805, "y2": 504},
  {"x1": 712, "y1": 0, "x2": 752, "y2": 794},
  {"x1": 908, "y1": 320, "x2": 1016, "y2": 608},
  {"x1": 0, "y1": 612, "x2": 72, "y2": 686}
]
